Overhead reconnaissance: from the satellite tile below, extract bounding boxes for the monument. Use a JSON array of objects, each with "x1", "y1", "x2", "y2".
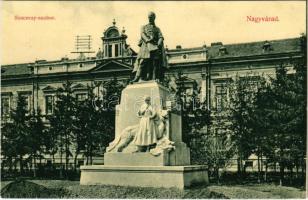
[
  {"x1": 131, "y1": 11, "x2": 168, "y2": 83},
  {"x1": 80, "y1": 12, "x2": 209, "y2": 189}
]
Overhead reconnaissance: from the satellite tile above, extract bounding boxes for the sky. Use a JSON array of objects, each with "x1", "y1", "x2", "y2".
[{"x1": 1, "y1": 1, "x2": 306, "y2": 65}]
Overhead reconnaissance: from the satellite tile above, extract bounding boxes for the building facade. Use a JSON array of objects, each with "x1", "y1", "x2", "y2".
[{"x1": 1, "y1": 21, "x2": 305, "y2": 169}]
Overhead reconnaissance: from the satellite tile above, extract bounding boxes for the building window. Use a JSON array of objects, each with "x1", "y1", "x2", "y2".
[
  {"x1": 17, "y1": 91, "x2": 32, "y2": 112},
  {"x1": 45, "y1": 95, "x2": 54, "y2": 115},
  {"x1": 239, "y1": 76, "x2": 260, "y2": 93},
  {"x1": 21, "y1": 95, "x2": 31, "y2": 112},
  {"x1": 1, "y1": 97, "x2": 10, "y2": 117},
  {"x1": 216, "y1": 85, "x2": 227, "y2": 111},
  {"x1": 76, "y1": 93, "x2": 87, "y2": 101},
  {"x1": 115, "y1": 44, "x2": 119, "y2": 57},
  {"x1": 185, "y1": 88, "x2": 193, "y2": 96},
  {"x1": 105, "y1": 45, "x2": 108, "y2": 57},
  {"x1": 245, "y1": 161, "x2": 253, "y2": 168},
  {"x1": 219, "y1": 46, "x2": 228, "y2": 55},
  {"x1": 108, "y1": 45, "x2": 112, "y2": 57}
]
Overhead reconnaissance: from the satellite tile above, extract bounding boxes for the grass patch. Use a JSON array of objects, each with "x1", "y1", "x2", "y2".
[
  {"x1": 0, "y1": 179, "x2": 305, "y2": 198},
  {"x1": 1, "y1": 179, "x2": 66, "y2": 198},
  {"x1": 63, "y1": 184, "x2": 227, "y2": 198},
  {"x1": 208, "y1": 183, "x2": 306, "y2": 199}
]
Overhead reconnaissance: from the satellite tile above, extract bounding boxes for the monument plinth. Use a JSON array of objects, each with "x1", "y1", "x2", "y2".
[
  {"x1": 80, "y1": 81, "x2": 208, "y2": 189},
  {"x1": 80, "y1": 165, "x2": 208, "y2": 189}
]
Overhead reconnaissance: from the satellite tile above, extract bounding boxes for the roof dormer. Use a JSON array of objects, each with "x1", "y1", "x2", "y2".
[
  {"x1": 262, "y1": 41, "x2": 273, "y2": 52},
  {"x1": 219, "y1": 46, "x2": 228, "y2": 55},
  {"x1": 101, "y1": 19, "x2": 128, "y2": 58}
]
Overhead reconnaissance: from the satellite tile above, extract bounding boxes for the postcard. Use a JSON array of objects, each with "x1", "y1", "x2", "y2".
[{"x1": 1, "y1": 1, "x2": 306, "y2": 199}]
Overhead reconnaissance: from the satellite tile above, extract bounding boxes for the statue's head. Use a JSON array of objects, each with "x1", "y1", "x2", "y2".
[
  {"x1": 143, "y1": 95, "x2": 151, "y2": 104},
  {"x1": 148, "y1": 11, "x2": 156, "y2": 23}
]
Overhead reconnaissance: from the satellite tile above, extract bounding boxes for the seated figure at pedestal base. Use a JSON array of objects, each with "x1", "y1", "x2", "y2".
[{"x1": 106, "y1": 106, "x2": 174, "y2": 156}]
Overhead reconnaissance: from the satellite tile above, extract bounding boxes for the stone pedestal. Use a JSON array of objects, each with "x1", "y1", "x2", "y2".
[
  {"x1": 116, "y1": 81, "x2": 170, "y2": 137},
  {"x1": 80, "y1": 165, "x2": 208, "y2": 189},
  {"x1": 104, "y1": 146, "x2": 190, "y2": 166},
  {"x1": 80, "y1": 81, "x2": 208, "y2": 189},
  {"x1": 104, "y1": 152, "x2": 170, "y2": 166}
]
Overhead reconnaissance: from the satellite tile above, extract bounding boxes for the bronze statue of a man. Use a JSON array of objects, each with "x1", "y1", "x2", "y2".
[{"x1": 131, "y1": 12, "x2": 167, "y2": 83}]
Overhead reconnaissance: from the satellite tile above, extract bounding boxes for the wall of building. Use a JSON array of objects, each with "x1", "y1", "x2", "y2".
[{"x1": 36, "y1": 60, "x2": 96, "y2": 75}]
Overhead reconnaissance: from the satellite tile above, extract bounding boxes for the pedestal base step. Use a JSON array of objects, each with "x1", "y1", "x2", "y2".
[{"x1": 80, "y1": 165, "x2": 208, "y2": 189}]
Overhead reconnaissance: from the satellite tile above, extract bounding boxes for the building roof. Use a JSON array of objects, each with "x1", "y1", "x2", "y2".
[
  {"x1": 207, "y1": 37, "x2": 301, "y2": 59},
  {"x1": 167, "y1": 37, "x2": 301, "y2": 59},
  {"x1": 167, "y1": 46, "x2": 205, "y2": 53},
  {"x1": 1, "y1": 63, "x2": 32, "y2": 76}
]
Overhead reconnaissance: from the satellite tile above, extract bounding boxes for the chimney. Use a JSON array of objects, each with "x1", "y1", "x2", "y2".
[
  {"x1": 35, "y1": 60, "x2": 47, "y2": 64},
  {"x1": 211, "y1": 42, "x2": 223, "y2": 46},
  {"x1": 176, "y1": 45, "x2": 182, "y2": 49},
  {"x1": 61, "y1": 57, "x2": 69, "y2": 61}
]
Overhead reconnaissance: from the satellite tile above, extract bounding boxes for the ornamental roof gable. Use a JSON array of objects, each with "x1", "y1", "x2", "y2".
[
  {"x1": 71, "y1": 83, "x2": 87, "y2": 90},
  {"x1": 90, "y1": 60, "x2": 132, "y2": 73},
  {"x1": 42, "y1": 85, "x2": 56, "y2": 92}
]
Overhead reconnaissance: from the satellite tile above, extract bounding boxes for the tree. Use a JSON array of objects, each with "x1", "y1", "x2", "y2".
[
  {"x1": 2, "y1": 95, "x2": 31, "y2": 175},
  {"x1": 257, "y1": 35, "x2": 306, "y2": 184},
  {"x1": 167, "y1": 71, "x2": 236, "y2": 182},
  {"x1": 73, "y1": 77, "x2": 128, "y2": 166},
  {"x1": 48, "y1": 81, "x2": 77, "y2": 177},
  {"x1": 167, "y1": 71, "x2": 211, "y2": 163},
  {"x1": 292, "y1": 34, "x2": 307, "y2": 179},
  {"x1": 228, "y1": 75, "x2": 257, "y2": 177},
  {"x1": 28, "y1": 108, "x2": 46, "y2": 177},
  {"x1": 44, "y1": 122, "x2": 59, "y2": 165},
  {"x1": 228, "y1": 75, "x2": 265, "y2": 177},
  {"x1": 100, "y1": 77, "x2": 128, "y2": 145},
  {"x1": 74, "y1": 85, "x2": 105, "y2": 166},
  {"x1": 255, "y1": 62, "x2": 306, "y2": 185},
  {"x1": 194, "y1": 108, "x2": 235, "y2": 183},
  {"x1": 203, "y1": 127, "x2": 234, "y2": 184},
  {"x1": 247, "y1": 77, "x2": 271, "y2": 182},
  {"x1": 74, "y1": 86, "x2": 97, "y2": 166}
]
